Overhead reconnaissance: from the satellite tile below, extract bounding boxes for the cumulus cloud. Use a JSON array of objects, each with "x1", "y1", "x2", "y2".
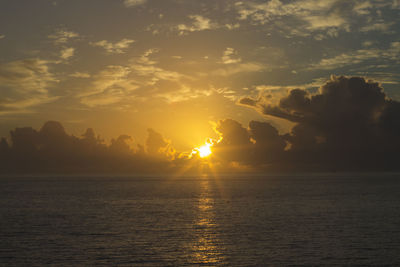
[
  {"x1": 212, "y1": 119, "x2": 253, "y2": 163},
  {"x1": 146, "y1": 128, "x2": 176, "y2": 159},
  {"x1": 195, "y1": 118, "x2": 287, "y2": 168},
  {"x1": 0, "y1": 121, "x2": 174, "y2": 173},
  {"x1": 90, "y1": 39, "x2": 135, "y2": 54},
  {"x1": 2, "y1": 75, "x2": 400, "y2": 172},
  {"x1": 2, "y1": 76, "x2": 400, "y2": 174},
  {"x1": 240, "y1": 75, "x2": 400, "y2": 170}
]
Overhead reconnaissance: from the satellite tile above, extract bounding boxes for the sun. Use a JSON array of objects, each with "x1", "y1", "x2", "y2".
[{"x1": 197, "y1": 143, "x2": 212, "y2": 158}]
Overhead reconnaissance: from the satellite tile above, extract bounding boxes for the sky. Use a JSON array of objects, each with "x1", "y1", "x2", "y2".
[{"x1": 0, "y1": 0, "x2": 400, "y2": 156}]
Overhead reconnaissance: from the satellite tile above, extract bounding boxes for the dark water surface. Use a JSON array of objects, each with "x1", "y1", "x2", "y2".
[{"x1": 1, "y1": 173, "x2": 400, "y2": 266}]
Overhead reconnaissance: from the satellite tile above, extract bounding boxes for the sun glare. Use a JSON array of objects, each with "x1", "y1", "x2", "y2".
[{"x1": 198, "y1": 143, "x2": 212, "y2": 158}]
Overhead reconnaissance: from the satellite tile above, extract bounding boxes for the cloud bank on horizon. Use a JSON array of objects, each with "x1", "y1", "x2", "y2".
[
  {"x1": 1, "y1": 76, "x2": 399, "y2": 173},
  {"x1": 0, "y1": 0, "x2": 399, "y2": 159}
]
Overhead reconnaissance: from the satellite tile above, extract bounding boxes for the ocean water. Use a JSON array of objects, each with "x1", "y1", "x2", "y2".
[{"x1": 1, "y1": 173, "x2": 400, "y2": 266}]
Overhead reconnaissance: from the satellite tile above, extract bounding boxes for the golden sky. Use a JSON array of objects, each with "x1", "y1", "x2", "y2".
[{"x1": 1, "y1": 0, "x2": 400, "y2": 152}]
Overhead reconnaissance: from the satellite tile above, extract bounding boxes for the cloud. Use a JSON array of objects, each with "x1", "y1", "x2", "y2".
[
  {"x1": 234, "y1": 0, "x2": 380, "y2": 38},
  {"x1": 360, "y1": 22, "x2": 395, "y2": 33},
  {"x1": 0, "y1": 121, "x2": 174, "y2": 173},
  {"x1": 353, "y1": 1, "x2": 373, "y2": 15},
  {"x1": 177, "y1": 15, "x2": 218, "y2": 35},
  {"x1": 78, "y1": 65, "x2": 138, "y2": 107},
  {"x1": 212, "y1": 62, "x2": 264, "y2": 76},
  {"x1": 69, "y1": 72, "x2": 91, "y2": 78},
  {"x1": 221, "y1": 47, "x2": 242, "y2": 64},
  {"x1": 131, "y1": 64, "x2": 183, "y2": 82},
  {"x1": 60, "y1": 47, "x2": 75, "y2": 60},
  {"x1": 90, "y1": 39, "x2": 135, "y2": 54},
  {"x1": 309, "y1": 42, "x2": 400, "y2": 70},
  {"x1": 225, "y1": 23, "x2": 240, "y2": 30},
  {"x1": 254, "y1": 78, "x2": 328, "y2": 92},
  {"x1": 0, "y1": 58, "x2": 59, "y2": 114},
  {"x1": 48, "y1": 29, "x2": 79, "y2": 44},
  {"x1": 130, "y1": 49, "x2": 184, "y2": 84},
  {"x1": 76, "y1": 49, "x2": 189, "y2": 107},
  {"x1": 146, "y1": 128, "x2": 175, "y2": 159},
  {"x1": 212, "y1": 119, "x2": 253, "y2": 163},
  {"x1": 123, "y1": 0, "x2": 147, "y2": 7},
  {"x1": 156, "y1": 85, "x2": 213, "y2": 103},
  {"x1": 239, "y1": 75, "x2": 400, "y2": 170},
  {"x1": 303, "y1": 13, "x2": 348, "y2": 31},
  {"x1": 2, "y1": 77, "x2": 400, "y2": 173}
]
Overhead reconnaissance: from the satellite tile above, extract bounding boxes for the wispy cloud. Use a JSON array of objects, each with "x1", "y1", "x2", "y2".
[
  {"x1": 177, "y1": 15, "x2": 218, "y2": 35},
  {"x1": 0, "y1": 59, "x2": 58, "y2": 93},
  {"x1": 234, "y1": 0, "x2": 365, "y2": 38},
  {"x1": 156, "y1": 85, "x2": 213, "y2": 103},
  {"x1": 310, "y1": 42, "x2": 400, "y2": 70},
  {"x1": 90, "y1": 39, "x2": 135, "y2": 54},
  {"x1": 77, "y1": 65, "x2": 138, "y2": 107},
  {"x1": 0, "y1": 58, "x2": 59, "y2": 114},
  {"x1": 130, "y1": 49, "x2": 184, "y2": 84},
  {"x1": 48, "y1": 29, "x2": 79, "y2": 44},
  {"x1": 221, "y1": 47, "x2": 241, "y2": 64},
  {"x1": 69, "y1": 72, "x2": 91, "y2": 78},
  {"x1": 78, "y1": 65, "x2": 132, "y2": 97},
  {"x1": 60, "y1": 47, "x2": 75, "y2": 60},
  {"x1": 360, "y1": 22, "x2": 395, "y2": 33},
  {"x1": 212, "y1": 62, "x2": 264, "y2": 76},
  {"x1": 123, "y1": 0, "x2": 147, "y2": 7}
]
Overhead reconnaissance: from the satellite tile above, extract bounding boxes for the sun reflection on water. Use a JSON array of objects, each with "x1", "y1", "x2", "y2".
[{"x1": 190, "y1": 179, "x2": 225, "y2": 264}]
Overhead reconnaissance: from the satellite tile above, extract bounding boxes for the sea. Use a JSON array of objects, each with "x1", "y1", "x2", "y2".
[{"x1": 1, "y1": 173, "x2": 400, "y2": 266}]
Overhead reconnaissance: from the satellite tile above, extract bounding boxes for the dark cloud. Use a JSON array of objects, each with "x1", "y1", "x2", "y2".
[
  {"x1": 1, "y1": 76, "x2": 399, "y2": 173},
  {"x1": 213, "y1": 119, "x2": 253, "y2": 163},
  {"x1": 211, "y1": 119, "x2": 286, "y2": 167},
  {"x1": 248, "y1": 120, "x2": 286, "y2": 164},
  {"x1": 146, "y1": 128, "x2": 168, "y2": 155},
  {"x1": 146, "y1": 128, "x2": 176, "y2": 159},
  {"x1": 0, "y1": 121, "x2": 174, "y2": 174},
  {"x1": 240, "y1": 76, "x2": 400, "y2": 171}
]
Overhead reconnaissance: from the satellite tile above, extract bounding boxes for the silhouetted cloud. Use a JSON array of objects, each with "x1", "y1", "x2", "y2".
[
  {"x1": 0, "y1": 121, "x2": 174, "y2": 174},
  {"x1": 1, "y1": 76, "x2": 400, "y2": 174},
  {"x1": 146, "y1": 128, "x2": 175, "y2": 159},
  {"x1": 240, "y1": 75, "x2": 400, "y2": 171}
]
